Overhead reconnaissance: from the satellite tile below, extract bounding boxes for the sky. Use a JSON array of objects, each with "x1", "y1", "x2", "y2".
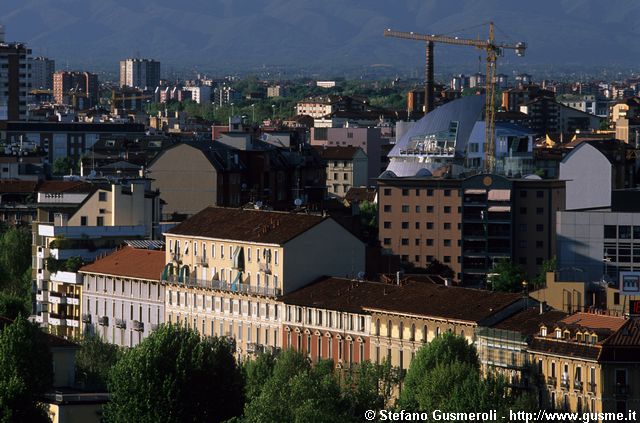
[{"x1": 2, "y1": 0, "x2": 639, "y2": 77}]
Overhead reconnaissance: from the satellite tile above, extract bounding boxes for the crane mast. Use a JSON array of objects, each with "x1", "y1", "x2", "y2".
[{"x1": 384, "y1": 23, "x2": 526, "y2": 174}]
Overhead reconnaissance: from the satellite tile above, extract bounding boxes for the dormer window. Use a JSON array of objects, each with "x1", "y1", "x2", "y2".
[
  {"x1": 576, "y1": 333, "x2": 583, "y2": 342},
  {"x1": 591, "y1": 334, "x2": 598, "y2": 344},
  {"x1": 556, "y1": 329, "x2": 562, "y2": 339},
  {"x1": 564, "y1": 330, "x2": 571, "y2": 340},
  {"x1": 541, "y1": 326, "x2": 547, "y2": 337}
]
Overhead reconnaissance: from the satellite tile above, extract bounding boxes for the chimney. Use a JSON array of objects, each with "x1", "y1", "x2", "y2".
[
  {"x1": 444, "y1": 278, "x2": 451, "y2": 287},
  {"x1": 396, "y1": 271, "x2": 402, "y2": 285}
]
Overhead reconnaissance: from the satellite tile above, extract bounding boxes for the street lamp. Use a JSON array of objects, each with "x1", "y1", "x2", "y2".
[
  {"x1": 271, "y1": 104, "x2": 276, "y2": 120},
  {"x1": 251, "y1": 103, "x2": 255, "y2": 123},
  {"x1": 230, "y1": 102, "x2": 234, "y2": 117}
]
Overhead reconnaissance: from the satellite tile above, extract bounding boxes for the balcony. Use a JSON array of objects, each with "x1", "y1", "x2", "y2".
[
  {"x1": 587, "y1": 382, "x2": 596, "y2": 394},
  {"x1": 615, "y1": 384, "x2": 630, "y2": 396},
  {"x1": 546, "y1": 376, "x2": 557, "y2": 387},
  {"x1": 560, "y1": 379, "x2": 570, "y2": 390},
  {"x1": 115, "y1": 318, "x2": 127, "y2": 329},
  {"x1": 196, "y1": 256, "x2": 208, "y2": 267},
  {"x1": 48, "y1": 313, "x2": 66, "y2": 327},
  {"x1": 38, "y1": 223, "x2": 147, "y2": 239},
  {"x1": 82, "y1": 314, "x2": 91, "y2": 324},
  {"x1": 163, "y1": 275, "x2": 281, "y2": 298},
  {"x1": 65, "y1": 316, "x2": 80, "y2": 328},
  {"x1": 49, "y1": 291, "x2": 79, "y2": 305},
  {"x1": 132, "y1": 320, "x2": 144, "y2": 332},
  {"x1": 50, "y1": 271, "x2": 83, "y2": 285},
  {"x1": 259, "y1": 262, "x2": 272, "y2": 274},
  {"x1": 36, "y1": 290, "x2": 48, "y2": 302},
  {"x1": 573, "y1": 380, "x2": 583, "y2": 392},
  {"x1": 98, "y1": 316, "x2": 109, "y2": 326}
]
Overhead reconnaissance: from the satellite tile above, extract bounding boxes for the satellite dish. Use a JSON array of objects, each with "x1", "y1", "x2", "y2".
[
  {"x1": 294, "y1": 198, "x2": 302, "y2": 207},
  {"x1": 255, "y1": 201, "x2": 263, "y2": 210},
  {"x1": 357, "y1": 271, "x2": 365, "y2": 280}
]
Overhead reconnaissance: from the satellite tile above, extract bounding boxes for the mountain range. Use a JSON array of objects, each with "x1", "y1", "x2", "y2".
[{"x1": 2, "y1": 0, "x2": 639, "y2": 74}]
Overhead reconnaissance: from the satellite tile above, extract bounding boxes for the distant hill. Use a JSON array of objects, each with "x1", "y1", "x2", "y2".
[{"x1": 2, "y1": 0, "x2": 639, "y2": 73}]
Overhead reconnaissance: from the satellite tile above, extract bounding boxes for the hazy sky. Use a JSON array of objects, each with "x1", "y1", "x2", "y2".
[{"x1": 2, "y1": 0, "x2": 639, "y2": 76}]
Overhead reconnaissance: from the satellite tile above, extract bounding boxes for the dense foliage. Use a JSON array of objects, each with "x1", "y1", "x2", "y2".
[
  {"x1": 0, "y1": 317, "x2": 53, "y2": 423},
  {"x1": 75, "y1": 333, "x2": 122, "y2": 391},
  {"x1": 489, "y1": 258, "x2": 527, "y2": 292},
  {"x1": 104, "y1": 324, "x2": 244, "y2": 423}
]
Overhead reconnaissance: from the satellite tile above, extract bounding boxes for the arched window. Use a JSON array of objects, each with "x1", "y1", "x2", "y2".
[
  {"x1": 410, "y1": 324, "x2": 416, "y2": 341},
  {"x1": 399, "y1": 321, "x2": 404, "y2": 340},
  {"x1": 387, "y1": 320, "x2": 392, "y2": 337},
  {"x1": 375, "y1": 319, "x2": 380, "y2": 336},
  {"x1": 422, "y1": 325, "x2": 428, "y2": 343}
]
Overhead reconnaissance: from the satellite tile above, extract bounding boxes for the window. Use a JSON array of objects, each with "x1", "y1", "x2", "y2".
[
  {"x1": 383, "y1": 221, "x2": 391, "y2": 229},
  {"x1": 604, "y1": 225, "x2": 617, "y2": 239},
  {"x1": 426, "y1": 239, "x2": 434, "y2": 246},
  {"x1": 401, "y1": 222, "x2": 409, "y2": 229},
  {"x1": 415, "y1": 189, "x2": 420, "y2": 196},
  {"x1": 444, "y1": 189, "x2": 451, "y2": 197},
  {"x1": 427, "y1": 189, "x2": 433, "y2": 196},
  {"x1": 383, "y1": 238, "x2": 391, "y2": 245},
  {"x1": 80, "y1": 216, "x2": 87, "y2": 226},
  {"x1": 98, "y1": 192, "x2": 107, "y2": 201},
  {"x1": 401, "y1": 238, "x2": 409, "y2": 245},
  {"x1": 387, "y1": 320, "x2": 392, "y2": 337},
  {"x1": 443, "y1": 223, "x2": 451, "y2": 230},
  {"x1": 443, "y1": 239, "x2": 451, "y2": 246},
  {"x1": 520, "y1": 190, "x2": 527, "y2": 198},
  {"x1": 519, "y1": 240, "x2": 527, "y2": 248},
  {"x1": 414, "y1": 239, "x2": 420, "y2": 246},
  {"x1": 415, "y1": 205, "x2": 421, "y2": 213},
  {"x1": 96, "y1": 216, "x2": 104, "y2": 226},
  {"x1": 619, "y1": 225, "x2": 631, "y2": 239},
  {"x1": 519, "y1": 224, "x2": 527, "y2": 232},
  {"x1": 427, "y1": 205, "x2": 434, "y2": 213},
  {"x1": 415, "y1": 222, "x2": 420, "y2": 229},
  {"x1": 536, "y1": 190, "x2": 544, "y2": 198},
  {"x1": 426, "y1": 222, "x2": 434, "y2": 229},
  {"x1": 444, "y1": 206, "x2": 451, "y2": 213},
  {"x1": 383, "y1": 188, "x2": 391, "y2": 196},
  {"x1": 383, "y1": 205, "x2": 391, "y2": 212},
  {"x1": 536, "y1": 241, "x2": 544, "y2": 248},
  {"x1": 443, "y1": 256, "x2": 451, "y2": 263},
  {"x1": 536, "y1": 224, "x2": 544, "y2": 232},
  {"x1": 401, "y1": 205, "x2": 409, "y2": 213},
  {"x1": 536, "y1": 207, "x2": 544, "y2": 215},
  {"x1": 402, "y1": 189, "x2": 409, "y2": 196},
  {"x1": 520, "y1": 207, "x2": 527, "y2": 215}
]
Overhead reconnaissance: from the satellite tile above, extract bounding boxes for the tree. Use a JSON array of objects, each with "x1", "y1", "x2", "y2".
[
  {"x1": 0, "y1": 227, "x2": 31, "y2": 294},
  {"x1": 52, "y1": 157, "x2": 75, "y2": 175},
  {"x1": 533, "y1": 257, "x2": 557, "y2": 288},
  {"x1": 0, "y1": 316, "x2": 53, "y2": 423},
  {"x1": 244, "y1": 351, "x2": 277, "y2": 403},
  {"x1": 489, "y1": 258, "x2": 526, "y2": 292},
  {"x1": 358, "y1": 200, "x2": 377, "y2": 231},
  {"x1": 341, "y1": 360, "x2": 396, "y2": 418},
  {"x1": 75, "y1": 333, "x2": 122, "y2": 391},
  {"x1": 399, "y1": 332, "x2": 478, "y2": 410},
  {"x1": 105, "y1": 324, "x2": 244, "y2": 423},
  {"x1": 0, "y1": 292, "x2": 29, "y2": 320},
  {"x1": 243, "y1": 350, "x2": 348, "y2": 423}
]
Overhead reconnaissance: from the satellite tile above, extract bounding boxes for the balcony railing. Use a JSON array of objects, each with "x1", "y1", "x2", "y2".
[
  {"x1": 82, "y1": 314, "x2": 91, "y2": 324},
  {"x1": 163, "y1": 275, "x2": 281, "y2": 297},
  {"x1": 560, "y1": 379, "x2": 570, "y2": 390},
  {"x1": 573, "y1": 380, "x2": 583, "y2": 392},
  {"x1": 133, "y1": 320, "x2": 144, "y2": 332},
  {"x1": 98, "y1": 316, "x2": 109, "y2": 326},
  {"x1": 115, "y1": 318, "x2": 127, "y2": 329},
  {"x1": 546, "y1": 376, "x2": 557, "y2": 386},
  {"x1": 587, "y1": 382, "x2": 596, "y2": 393}
]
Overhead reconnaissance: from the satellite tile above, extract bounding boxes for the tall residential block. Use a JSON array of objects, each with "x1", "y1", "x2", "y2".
[
  {"x1": 119, "y1": 58, "x2": 160, "y2": 89},
  {"x1": 29, "y1": 56, "x2": 55, "y2": 90},
  {"x1": 0, "y1": 25, "x2": 31, "y2": 120},
  {"x1": 52, "y1": 71, "x2": 99, "y2": 108}
]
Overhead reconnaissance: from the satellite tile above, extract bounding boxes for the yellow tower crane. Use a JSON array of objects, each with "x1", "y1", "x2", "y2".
[{"x1": 384, "y1": 23, "x2": 526, "y2": 173}]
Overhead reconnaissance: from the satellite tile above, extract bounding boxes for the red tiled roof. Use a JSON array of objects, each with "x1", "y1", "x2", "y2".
[
  {"x1": 281, "y1": 277, "x2": 522, "y2": 323},
  {"x1": 493, "y1": 307, "x2": 567, "y2": 336},
  {"x1": 558, "y1": 312, "x2": 626, "y2": 332},
  {"x1": 79, "y1": 247, "x2": 166, "y2": 281},
  {"x1": 167, "y1": 206, "x2": 327, "y2": 245}
]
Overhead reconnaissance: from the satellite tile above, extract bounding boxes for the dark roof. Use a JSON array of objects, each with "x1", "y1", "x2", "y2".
[
  {"x1": 0, "y1": 180, "x2": 38, "y2": 193},
  {"x1": 4, "y1": 121, "x2": 146, "y2": 133},
  {"x1": 79, "y1": 247, "x2": 165, "y2": 281},
  {"x1": 493, "y1": 307, "x2": 567, "y2": 336},
  {"x1": 599, "y1": 319, "x2": 640, "y2": 362},
  {"x1": 314, "y1": 146, "x2": 363, "y2": 160},
  {"x1": 529, "y1": 337, "x2": 601, "y2": 360},
  {"x1": 166, "y1": 206, "x2": 327, "y2": 245},
  {"x1": 281, "y1": 277, "x2": 522, "y2": 323},
  {"x1": 149, "y1": 141, "x2": 245, "y2": 173},
  {"x1": 36, "y1": 181, "x2": 96, "y2": 194}
]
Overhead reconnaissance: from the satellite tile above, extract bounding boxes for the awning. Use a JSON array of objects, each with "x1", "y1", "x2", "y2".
[
  {"x1": 488, "y1": 206, "x2": 511, "y2": 212},
  {"x1": 488, "y1": 189, "x2": 511, "y2": 201}
]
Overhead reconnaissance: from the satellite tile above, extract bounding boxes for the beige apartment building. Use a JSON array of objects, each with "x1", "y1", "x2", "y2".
[
  {"x1": 162, "y1": 206, "x2": 365, "y2": 357},
  {"x1": 315, "y1": 146, "x2": 368, "y2": 198},
  {"x1": 34, "y1": 180, "x2": 160, "y2": 338}
]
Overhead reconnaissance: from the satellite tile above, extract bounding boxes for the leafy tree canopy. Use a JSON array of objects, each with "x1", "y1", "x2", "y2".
[
  {"x1": 489, "y1": 258, "x2": 526, "y2": 292},
  {"x1": 105, "y1": 324, "x2": 244, "y2": 423}
]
